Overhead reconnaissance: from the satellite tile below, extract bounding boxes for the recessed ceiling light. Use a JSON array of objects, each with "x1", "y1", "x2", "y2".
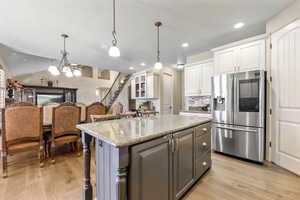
[
  {"x1": 140, "y1": 62, "x2": 146, "y2": 66},
  {"x1": 129, "y1": 66, "x2": 134, "y2": 70},
  {"x1": 234, "y1": 22, "x2": 245, "y2": 29},
  {"x1": 181, "y1": 43, "x2": 189, "y2": 48}
]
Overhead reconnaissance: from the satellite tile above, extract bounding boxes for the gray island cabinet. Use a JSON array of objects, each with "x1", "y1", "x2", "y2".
[{"x1": 77, "y1": 115, "x2": 212, "y2": 200}]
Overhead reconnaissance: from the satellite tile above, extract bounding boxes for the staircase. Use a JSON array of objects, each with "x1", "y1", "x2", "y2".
[{"x1": 100, "y1": 73, "x2": 131, "y2": 111}]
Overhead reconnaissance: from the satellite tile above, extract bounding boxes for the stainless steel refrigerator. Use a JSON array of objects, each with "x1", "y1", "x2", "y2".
[{"x1": 212, "y1": 70, "x2": 266, "y2": 162}]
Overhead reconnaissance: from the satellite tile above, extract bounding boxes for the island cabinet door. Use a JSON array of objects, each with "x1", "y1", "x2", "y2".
[
  {"x1": 173, "y1": 128, "x2": 195, "y2": 200},
  {"x1": 129, "y1": 135, "x2": 172, "y2": 200}
]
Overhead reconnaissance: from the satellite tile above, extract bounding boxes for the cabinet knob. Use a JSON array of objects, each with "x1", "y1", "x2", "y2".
[
  {"x1": 202, "y1": 161, "x2": 207, "y2": 166},
  {"x1": 202, "y1": 142, "x2": 207, "y2": 147},
  {"x1": 202, "y1": 128, "x2": 208, "y2": 132}
]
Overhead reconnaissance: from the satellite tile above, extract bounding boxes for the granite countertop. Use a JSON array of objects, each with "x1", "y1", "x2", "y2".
[
  {"x1": 180, "y1": 110, "x2": 212, "y2": 114},
  {"x1": 77, "y1": 114, "x2": 212, "y2": 147}
]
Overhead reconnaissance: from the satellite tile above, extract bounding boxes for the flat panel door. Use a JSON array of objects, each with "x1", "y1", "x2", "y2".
[
  {"x1": 131, "y1": 79, "x2": 136, "y2": 99},
  {"x1": 185, "y1": 66, "x2": 201, "y2": 96},
  {"x1": 214, "y1": 47, "x2": 237, "y2": 74},
  {"x1": 130, "y1": 136, "x2": 172, "y2": 200},
  {"x1": 237, "y1": 40, "x2": 266, "y2": 72},
  {"x1": 146, "y1": 74, "x2": 154, "y2": 98},
  {"x1": 201, "y1": 62, "x2": 213, "y2": 95},
  {"x1": 173, "y1": 128, "x2": 195, "y2": 200},
  {"x1": 271, "y1": 19, "x2": 300, "y2": 175},
  {"x1": 162, "y1": 73, "x2": 173, "y2": 114}
]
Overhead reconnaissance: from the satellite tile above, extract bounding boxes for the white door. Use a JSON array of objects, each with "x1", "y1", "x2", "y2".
[
  {"x1": 271, "y1": 19, "x2": 300, "y2": 175},
  {"x1": 131, "y1": 79, "x2": 136, "y2": 99},
  {"x1": 237, "y1": 40, "x2": 266, "y2": 72},
  {"x1": 214, "y1": 47, "x2": 237, "y2": 74},
  {"x1": 162, "y1": 73, "x2": 173, "y2": 114},
  {"x1": 184, "y1": 65, "x2": 201, "y2": 96}
]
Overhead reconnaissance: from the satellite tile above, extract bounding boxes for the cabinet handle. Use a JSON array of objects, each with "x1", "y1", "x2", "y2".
[
  {"x1": 202, "y1": 142, "x2": 207, "y2": 147},
  {"x1": 175, "y1": 138, "x2": 179, "y2": 152},
  {"x1": 202, "y1": 161, "x2": 207, "y2": 166}
]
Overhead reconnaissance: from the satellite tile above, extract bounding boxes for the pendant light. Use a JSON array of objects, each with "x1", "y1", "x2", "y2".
[
  {"x1": 154, "y1": 22, "x2": 163, "y2": 70},
  {"x1": 108, "y1": 0, "x2": 120, "y2": 57},
  {"x1": 48, "y1": 34, "x2": 82, "y2": 77}
]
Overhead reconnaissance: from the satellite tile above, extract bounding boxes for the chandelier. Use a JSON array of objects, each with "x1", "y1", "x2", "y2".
[{"x1": 48, "y1": 34, "x2": 81, "y2": 77}]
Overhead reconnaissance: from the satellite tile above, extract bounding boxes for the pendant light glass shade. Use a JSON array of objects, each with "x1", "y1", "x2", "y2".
[
  {"x1": 48, "y1": 65, "x2": 60, "y2": 76},
  {"x1": 65, "y1": 70, "x2": 74, "y2": 78},
  {"x1": 154, "y1": 62, "x2": 163, "y2": 70},
  {"x1": 73, "y1": 69, "x2": 82, "y2": 77},
  {"x1": 108, "y1": 45, "x2": 120, "y2": 57}
]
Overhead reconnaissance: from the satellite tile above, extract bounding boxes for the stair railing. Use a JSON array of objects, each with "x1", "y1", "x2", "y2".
[{"x1": 100, "y1": 72, "x2": 131, "y2": 111}]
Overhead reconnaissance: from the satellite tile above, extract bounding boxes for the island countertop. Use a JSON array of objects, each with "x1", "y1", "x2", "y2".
[{"x1": 77, "y1": 114, "x2": 212, "y2": 147}]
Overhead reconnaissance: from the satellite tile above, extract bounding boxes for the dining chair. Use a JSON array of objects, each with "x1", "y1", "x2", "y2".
[
  {"x1": 112, "y1": 102, "x2": 124, "y2": 115},
  {"x1": 49, "y1": 102, "x2": 81, "y2": 164},
  {"x1": 1, "y1": 102, "x2": 44, "y2": 178},
  {"x1": 75, "y1": 102, "x2": 86, "y2": 122},
  {"x1": 86, "y1": 102, "x2": 107, "y2": 123}
]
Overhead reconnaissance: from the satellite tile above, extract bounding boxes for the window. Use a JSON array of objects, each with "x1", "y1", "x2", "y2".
[
  {"x1": 98, "y1": 70, "x2": 110, "y2": 80},
  {"x1": 81, "y1": 66, "x2": 93, "y2": 78}
]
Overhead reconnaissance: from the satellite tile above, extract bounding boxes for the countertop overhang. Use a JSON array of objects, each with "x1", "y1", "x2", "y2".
[{"x1": 77, "y1": 114, "x2": 212, "y2": 147}]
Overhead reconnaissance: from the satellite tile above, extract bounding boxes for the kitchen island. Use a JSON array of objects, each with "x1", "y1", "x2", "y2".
[{"x1": 77, "y1": 114, "x2": 212, "y2": 200}]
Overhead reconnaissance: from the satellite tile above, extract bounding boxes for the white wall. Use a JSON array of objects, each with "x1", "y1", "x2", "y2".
[{"x1": 13, "y1": 69, "x2": 119, "y2": 105}]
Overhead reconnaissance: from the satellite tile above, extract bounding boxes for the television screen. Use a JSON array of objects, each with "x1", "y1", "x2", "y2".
[{"x1": 37, "y1": 94, "x2": 64, "y2": 106}]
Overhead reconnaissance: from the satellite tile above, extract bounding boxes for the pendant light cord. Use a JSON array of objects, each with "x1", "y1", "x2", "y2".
[
  {"x1": 112, "y1": 0, "x2": 117, "y2": 46},
  {"x1": 157, "y1": 24, "x2": 160, "y2": 62}
]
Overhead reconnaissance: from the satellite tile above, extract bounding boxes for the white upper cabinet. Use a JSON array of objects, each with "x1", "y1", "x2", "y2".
[
  {"x1": 201, "y1": 62, "x2": 213, "y2": 95},
  {"x1": 131, "y1": 72, "x2": 159, "y2": 99},
  {"x1": 214, "y1": 47, "x2": 238, "y2": 74},
  {"x1": 237, "y1": 40, "x2": 266, "y2": 72},
  {"x1": 212, "y1": 35, "x2": 266, "y2": 74},
  {"x1": 185, "y1": 59, "x2": 213, "y2": 96},
  {"x1": 185, "y1": 65, "x2": 201, "y2": 96}
]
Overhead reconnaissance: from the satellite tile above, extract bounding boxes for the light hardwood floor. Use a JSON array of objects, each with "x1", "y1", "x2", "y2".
[{"x1": 1, "y1": 146, "x2": 300, "y2": 200}]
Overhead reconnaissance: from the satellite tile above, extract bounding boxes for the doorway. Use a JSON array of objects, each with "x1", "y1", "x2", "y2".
[{"x1": 162, "y1": 73, "x2": 173, "y2": 114}]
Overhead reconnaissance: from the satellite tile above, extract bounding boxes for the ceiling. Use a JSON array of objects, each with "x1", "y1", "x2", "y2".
[{"x1": 0, "y1": 0, "x2": 295, "y2": 76}]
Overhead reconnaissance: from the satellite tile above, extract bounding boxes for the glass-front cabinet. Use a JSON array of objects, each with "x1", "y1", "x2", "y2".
[{"x1": 131, "y1": 72, "x2": 159, "y2": 99}]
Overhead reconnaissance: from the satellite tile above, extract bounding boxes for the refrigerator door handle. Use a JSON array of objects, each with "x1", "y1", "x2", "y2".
[{"x1": 215, "y1": 126, "x2": 258, "y2": 133}]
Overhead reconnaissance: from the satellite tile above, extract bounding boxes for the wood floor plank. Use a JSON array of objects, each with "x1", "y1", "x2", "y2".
[{"x1": 1, "y1": 147, "x2": 299, "y2": 200}]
